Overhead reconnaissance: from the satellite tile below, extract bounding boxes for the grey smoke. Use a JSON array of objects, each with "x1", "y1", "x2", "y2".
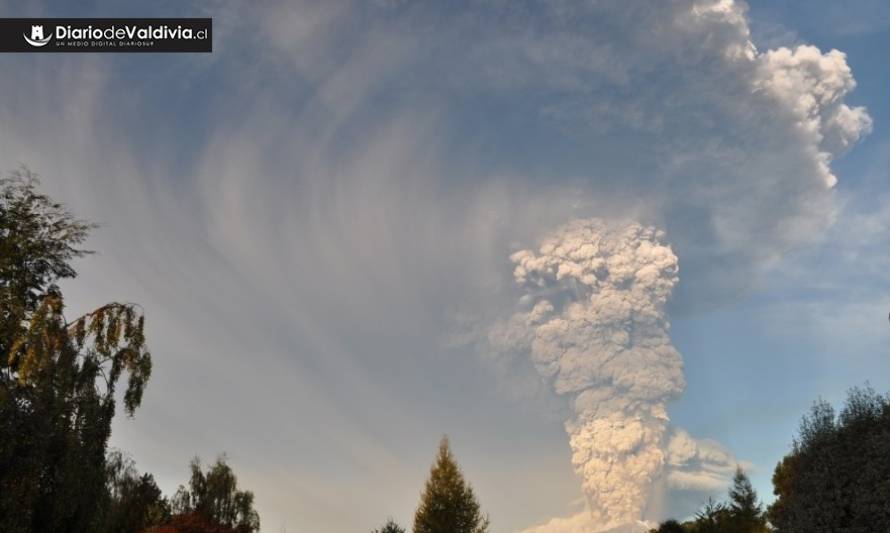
[{"x1": 492, "y1": 219, "x2": 692, "y2": 530}]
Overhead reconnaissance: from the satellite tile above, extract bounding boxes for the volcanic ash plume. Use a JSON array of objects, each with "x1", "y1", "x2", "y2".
[{"x1": 491, "y1": 218, "x2": 684, "y2": 529}]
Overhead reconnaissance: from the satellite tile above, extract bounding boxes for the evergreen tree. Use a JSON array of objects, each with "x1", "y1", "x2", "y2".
[
  {"x1": 0, "y1": 169, "x2": 152, "y2": 533},
  {"x1": 650, "y1": 471, "x2": 768, "y2": 533},
  {"x1": 726, "y1": 468, "x2": 768, "y2": 533},
  {"x1": 691, "y1": 498, "x2": 732, "y2": 533},
  {"x1": 413, "y1": 436, "x2": 489, "y2": 533},
  {"x1": 372, "y1": 517, "x2": 406, "y2": 533},
  {"x1": 653, "y1": 519, "x2": 686, "y2": 533}
]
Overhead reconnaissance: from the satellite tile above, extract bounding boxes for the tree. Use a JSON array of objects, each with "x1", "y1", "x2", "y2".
[
  {"x1": 413, "y1": 436, "x2": 489, "y2": 533},
  {"x1": 144, "y1": 512, "x2": 241, "y2": 533},
  {"x1": 372, "y1": 517, "x2": 406, "y2": 533},
  {"x1": 653, "y1": 519, "x2": 686, "y2": 533},
  {"x1": 690, "y1": 498, "x2": 732, "y2": 533},
  {"x1": 94, "y1": 450, "x2": 170, "y2": 532},
  {"x1": 650, "y1": 470, "x2": 768, "y2": 533},
  {"x1": 0, "y1": 168, "x2": 93, "y2": 357},
  {"x1": 768, "y1": 386, "x2": 890, "y2": 532},
  {"x1": 726, "y1": 467, "x2": 768, "y2": 533},
  {"x1": 146, "y1": 512, "x2": 244, "y2": 533},
  {"x1": 170, "y1": 456, "x2": 260, "y2": 533},
  {"x1": 0, "y1": 169, "x2": 152, "y2": 533}
]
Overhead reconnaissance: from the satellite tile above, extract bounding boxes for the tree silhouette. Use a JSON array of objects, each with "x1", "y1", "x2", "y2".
[
  {"x1": 170, "y1": 456, "x2": 260, "y2": 533},
  {"x1": 0, "y1": 169, "x2": 152, "y2": 533},
  {"x1": 95, "y1": 450, "x2": 170, "y2": 532},
  {"x1": 413, "y1": 436, "x2": 489, "y2": 533},
  {"x1": 654, "y1": 519, "x2": 686, "y2": 533},
  {"x1": 768, "y1": 386, "x2": 890, "y2": 532},
  {"x1": 649, "y1": 469, "x2": 767, "y2": 533},
  {"x1": 372, "y1": 517, "x2": 406, "y2": 533},
  {"x1": 726, "y1": 467, "x2": 768, "y2": 533}
]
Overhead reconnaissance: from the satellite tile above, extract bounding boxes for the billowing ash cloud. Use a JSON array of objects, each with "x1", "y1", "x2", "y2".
[
  {"x1": 492, "y1": 219, "x2": 712, "y2": 530},
  {"x1": 481, "y1": 1, "x2": 871, "y2": 530},
  {"x1": 448, "y1": 0, "x2": 872, "y2": 308},
  {"x1": 663, "y1": 429, "x2": 736, "y2": 492}
]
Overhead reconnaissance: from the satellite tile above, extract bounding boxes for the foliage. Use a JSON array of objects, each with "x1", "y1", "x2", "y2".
[
  {"x1": 170, "y1": 456, "x2": 260, "y2": 533},
  {"x1": 0, "y1": 168, "x2": 93, "y2": 357},
  {"x1": 372, "y1": 517, "x2": 407, "y2": 533},
  {"x1": 0, "y1": 169, "x2": 152, "y2": 532},
  {"x1": 413, "y1": 436, "x2": 489, "y2": 533},
  {"x1": 650, "y1": 469, "x2": 768, "y2": 533},
  {"x1": 145, "y1": 512, "x2": 244, "y2": 533},
  {"x1": 768, "y1": 386, "x2": 890, "y2": 533},
  {"x1": 727, "y1": 467, "x2": 768, "y2": 533},
  {"x1": 94, "y1": 450, "x2": 170, "y2": 532},
  {"x1": 654, "y1": 519, "x2": 686, "y2": 533},
  {"x1": 690, "y1": 498, "x2": 732, "y2": 533}
]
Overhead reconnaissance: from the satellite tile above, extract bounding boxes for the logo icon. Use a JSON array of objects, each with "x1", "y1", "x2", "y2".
[{"x1": 23, "y1": 25, "x2": 51, "y2": 47}]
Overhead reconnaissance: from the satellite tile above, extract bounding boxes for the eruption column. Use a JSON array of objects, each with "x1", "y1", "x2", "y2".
[{"x1": 498, "y1": 219, "x2": 684, "y2": 529}]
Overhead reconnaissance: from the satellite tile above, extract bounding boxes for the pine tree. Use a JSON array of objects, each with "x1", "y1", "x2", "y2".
[
  {"x1": 372, "y1": 517, "x2": 406, "y2": 533},
  {"x1": 652, "y1": 519, "x2": 686, "y2": 533},
  {"x1": 413, "y1": 436, "x2": 489, "y2": 533},
  {"x1": 650, "y1": 471, "x2": 769, "y2": 533},
  {"x1": 725, "y1": 467, "x2": 768, "y2": 533},
  {"x1": 692, "y1": 498, "x2": 731, "y2": 533}
]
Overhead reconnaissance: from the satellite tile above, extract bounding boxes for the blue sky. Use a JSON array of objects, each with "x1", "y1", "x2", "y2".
[
  {"x1": 1, "y1": 1, "x2": 889, "y2": 532},
  {"x1": 673, "y1": 0, "x2": 890, "y2": 508}
]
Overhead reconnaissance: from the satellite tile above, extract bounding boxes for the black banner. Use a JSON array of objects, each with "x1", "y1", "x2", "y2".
[{"x1": 0, "y1": 18, "x2": 212, "y2": 52}]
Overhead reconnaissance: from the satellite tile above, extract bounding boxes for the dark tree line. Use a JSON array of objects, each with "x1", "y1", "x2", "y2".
[
  {"x1": 0, "y1": 171, "x2": 259, "y2": 533},
  {"x1": 389, "y1": 392, "x2": 890, "y2": 533},
  {"x1": 95, "y1": 450, "x2": 170, "y2": 532},
  {"x1": 653, "y1": 386, "x2": 890, "y2": 533},
  {"x1": 650, "y1": 467, "x2": 769, "y2": 533},
  {"x1": 768, "y1": 386, "x2": 890, "y2": 532}
]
